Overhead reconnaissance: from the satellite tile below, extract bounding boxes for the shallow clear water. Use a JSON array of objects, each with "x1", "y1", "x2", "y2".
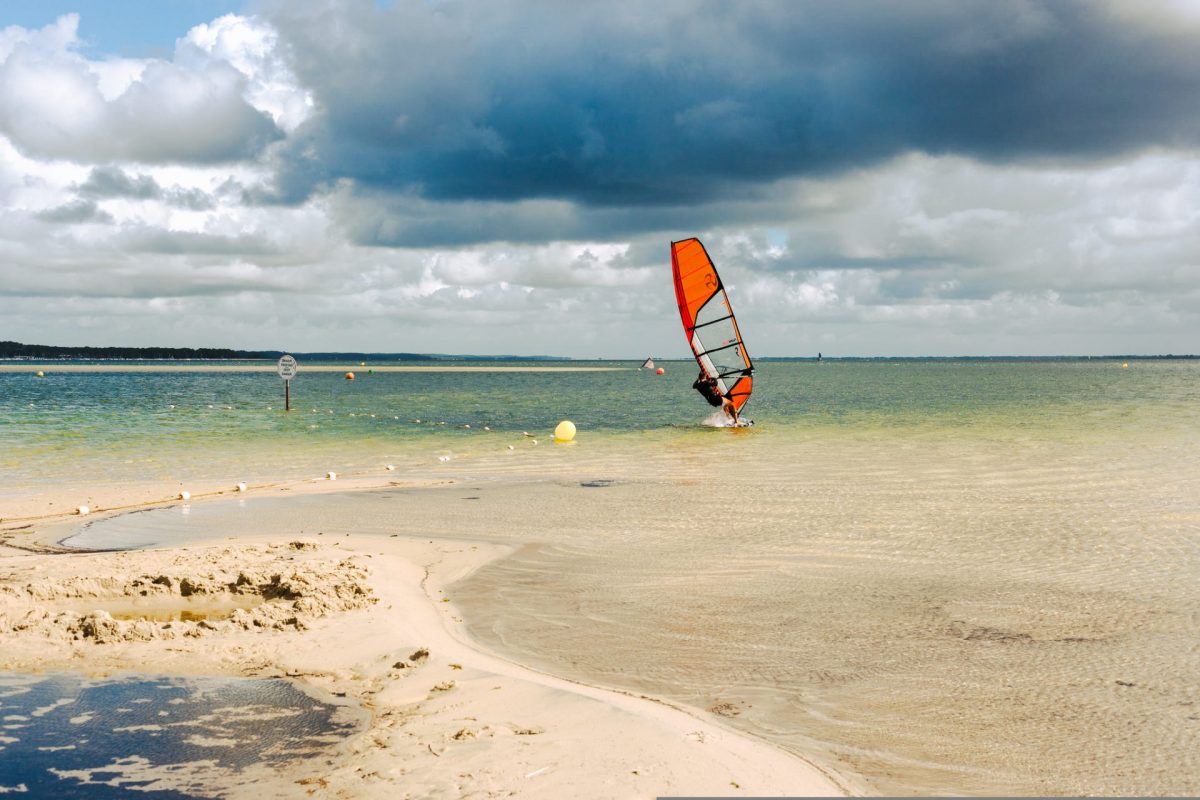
[
  {"x1": 11, "y1": 359, "x2": 1200, "y2": 795},
  {"x1": 0, "y1": 673, "x2": 360, "y2": 798},
  {"x1": 5, "y1": 359, "x2": 1194, "y2": 495}
]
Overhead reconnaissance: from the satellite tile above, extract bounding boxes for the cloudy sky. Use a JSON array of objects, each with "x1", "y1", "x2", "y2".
[{"x1": 1, "y1": 0, "x2": 1197, "y2": 357}]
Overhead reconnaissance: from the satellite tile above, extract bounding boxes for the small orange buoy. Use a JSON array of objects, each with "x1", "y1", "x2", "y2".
[
  {"x1": 344, "y1": 372, "x2": 355, "y2": 380},
  {"x1": 655, "y1": 367, "x2": 664, "y2": 375}
]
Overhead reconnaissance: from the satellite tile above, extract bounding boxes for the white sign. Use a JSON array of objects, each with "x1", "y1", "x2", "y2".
[{"x1": 277, "y1": 354, "x2": 298, "y2": 380}]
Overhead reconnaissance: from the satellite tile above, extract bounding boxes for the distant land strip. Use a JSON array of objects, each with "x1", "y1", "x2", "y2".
[
  {"x1": 0, "y1": 341, "x2": 566, "y2": 362},
  {"x1": 1, "y1": 341, "x2": 1194, "y2": 362},
  {"x1": 0, "y1": 364, "x2": 626, "y2": 374}
]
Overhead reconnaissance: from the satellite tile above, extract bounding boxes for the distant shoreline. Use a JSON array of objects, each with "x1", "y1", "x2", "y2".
[
  {"x1": 0, "y1": 363, "x2": 626, "y2": 373},
  {"x1": 0, "y1": 341, "x2": 568, "y2": 362},
  {"x1": 1, "y1": 355, "x2": 1195, "y2": 368},
  {"x1": 3, "y1": 340, "x2": 1195, "y2": 363}
]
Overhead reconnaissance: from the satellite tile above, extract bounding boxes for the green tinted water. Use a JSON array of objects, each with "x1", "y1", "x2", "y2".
[{"x1": 3, "y1": 360, "x2": 1193, "y2": 494}]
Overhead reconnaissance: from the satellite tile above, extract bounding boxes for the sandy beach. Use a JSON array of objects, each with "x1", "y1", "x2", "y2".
[{"x1": 0, "y1": 489, "x2": 848, "y2": 798}]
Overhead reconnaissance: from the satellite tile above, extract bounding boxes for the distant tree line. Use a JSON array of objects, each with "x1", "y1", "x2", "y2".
[
  {"x1": 0, "y1": 340, "x2": 278, "y2": 360},
  {"x1": 0, "y1": 341, "x2": 437, "y2": 361}
]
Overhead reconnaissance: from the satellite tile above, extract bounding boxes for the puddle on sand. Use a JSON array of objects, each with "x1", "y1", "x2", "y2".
[{"x1": 0, "y1": 672, "x2": 363, "y2": 798}]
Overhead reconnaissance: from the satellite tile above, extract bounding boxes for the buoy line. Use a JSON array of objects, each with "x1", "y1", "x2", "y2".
[{"x1": 0, "y1": 424, "x2": 568, "y2": 528}]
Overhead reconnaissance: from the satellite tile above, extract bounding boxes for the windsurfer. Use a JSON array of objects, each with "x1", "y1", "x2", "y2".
[
  {"x1": 693, "y1": 371, "x2": 723, "y2": 407},
  {"x1": 721, "y1": 395, "x2": 740, "y2": 425},
  {"x1": 694, "y1": 370, "x2": 741, "y2": 425}
]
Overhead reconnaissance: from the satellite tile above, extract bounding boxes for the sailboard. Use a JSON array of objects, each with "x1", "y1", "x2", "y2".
[
  {"x1": 670, "y1": 238, "x2": 754, "y2": 412},
  {"x1": 641, "y1": 357, "x2": 655, "y2": 369}
]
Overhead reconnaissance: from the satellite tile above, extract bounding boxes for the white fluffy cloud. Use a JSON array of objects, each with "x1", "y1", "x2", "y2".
[
  {"x1": 0, "y1": 14, "x2": 285, "y2": 163},
  {"x1": 1, "y1": 6, "x2": 1198, "y2": 357}
]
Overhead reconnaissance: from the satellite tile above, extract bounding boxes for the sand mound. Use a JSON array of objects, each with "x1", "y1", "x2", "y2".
[{"x1": 0, "y1": 541, "x2": 374, "y2": 645}]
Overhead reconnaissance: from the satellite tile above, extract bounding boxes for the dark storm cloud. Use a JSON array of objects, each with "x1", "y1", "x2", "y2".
[
  {"x1": 262, "y1": 0, "x2": 1200, "y2": 216},
  {"x1": 331, "y1": 186, "x2": 786, "y2": 248}
]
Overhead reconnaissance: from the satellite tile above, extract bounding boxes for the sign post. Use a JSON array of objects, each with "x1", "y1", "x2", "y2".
[{"x1": 277, "y1": 355, "x2": 298, "y2": 411}]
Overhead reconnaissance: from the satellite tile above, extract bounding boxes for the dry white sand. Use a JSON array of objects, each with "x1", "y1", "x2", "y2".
[{"x1": 0, "y1": 505, "x2": 849, "y2": 798}]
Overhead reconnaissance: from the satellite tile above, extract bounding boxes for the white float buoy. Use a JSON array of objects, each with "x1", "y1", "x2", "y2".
[
  {"x1": 554, "y1": 420, "x2": 576, "y2": 443},
  {"x1": 483, "y1": 426, "x2": 491, "y2": 431},
  {"x1": 386, "y1": 464, "x2": 395, "y2": 471},
  {"x1": 507, "y1": 445, "x2": 515, "y2": 450},
  {"x1": 179, "y1": 491, "x2": 191, "y2": 501},
  {"x1": 531, "y1": 439, "x2": 539, "y2": 445},
  {"x1": 77, "y1": 505, "x2": 90, "y2": 515},
  {"x1": 236, "y1": 482, "x2": 247, "y2": 492},
  {"x1": 327, "y1": 471, "x2": 337, "y2": 481}
]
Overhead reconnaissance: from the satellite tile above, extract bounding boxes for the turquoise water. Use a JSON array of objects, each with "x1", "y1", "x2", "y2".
[
  {"x1": 3, "y1": 359, "x2": 1195, "y2": 496},
  {"x1": 6, "y1": 359, "x2": 1200, "y2": 795}
]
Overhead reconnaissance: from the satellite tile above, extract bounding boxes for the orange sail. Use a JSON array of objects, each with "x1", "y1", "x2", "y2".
[{"x1": 671, "y1": 238, "x2": 754, "y2": 411}]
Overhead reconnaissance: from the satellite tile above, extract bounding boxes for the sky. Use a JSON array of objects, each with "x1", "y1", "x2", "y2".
[{"x1": 1, "y1": 1, "x2": 1198, "y2": 358}]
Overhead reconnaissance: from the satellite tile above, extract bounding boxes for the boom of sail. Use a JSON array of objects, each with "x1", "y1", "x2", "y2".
[{"x1": 670, "y1": 238, "x2": 754, "y2": 411}]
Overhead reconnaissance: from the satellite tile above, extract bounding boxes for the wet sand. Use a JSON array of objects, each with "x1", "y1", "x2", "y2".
[{"x1": 0, "y1": 491, "x2": 848, "y2": 799}]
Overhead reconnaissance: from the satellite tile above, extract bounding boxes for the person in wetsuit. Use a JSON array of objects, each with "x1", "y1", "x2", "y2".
[
  {"x1": 693, "y1": 371, "x2": 723, "y2": 407},
  {"x1": 693, "y1": 370, "x2": 740, "y2": 425}
]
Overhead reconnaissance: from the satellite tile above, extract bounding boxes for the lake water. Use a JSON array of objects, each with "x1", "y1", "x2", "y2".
[{"x1": 6, "y1": 358, "x2": 1200, "y2": 794}]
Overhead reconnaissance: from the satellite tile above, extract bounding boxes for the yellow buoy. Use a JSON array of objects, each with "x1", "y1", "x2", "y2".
[
  {"x1": 554, "y1": 420, "x2": 576, "y2": 443},
  {"x1": 35, "y1": 371, "x2": 44, "y2": 378},
  {"x1": 1121, "y1": 362, "x2": 1129, "y2": 369}
]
